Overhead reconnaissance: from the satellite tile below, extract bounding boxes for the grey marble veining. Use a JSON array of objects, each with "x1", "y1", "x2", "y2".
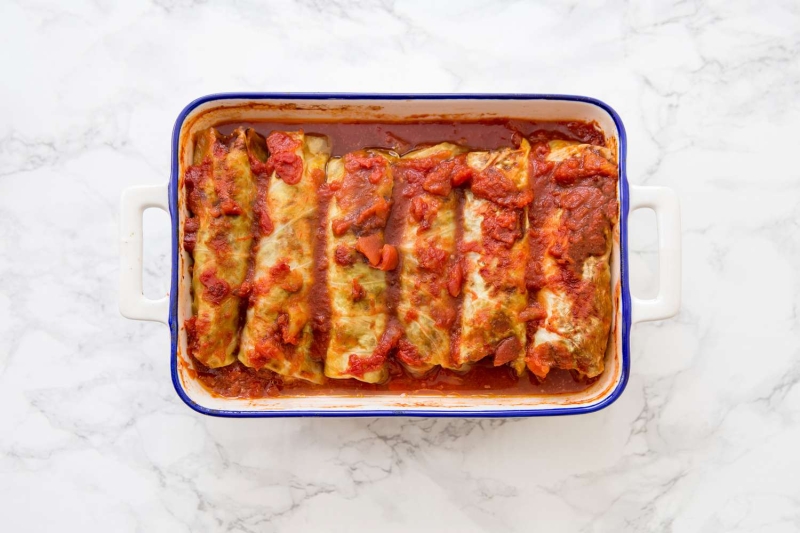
[{"x1": 1, "y1": 1, "x2": 799, "y2": 531}]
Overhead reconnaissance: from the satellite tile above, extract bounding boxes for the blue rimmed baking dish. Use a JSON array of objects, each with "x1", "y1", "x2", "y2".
[{"x1": 119, "y1": 93, "x2": 681, "y2": 417}]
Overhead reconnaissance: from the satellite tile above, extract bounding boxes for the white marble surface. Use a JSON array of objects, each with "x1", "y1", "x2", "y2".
[{"x1": 2, "y1": 0, "x2": 799, "y2": 531}]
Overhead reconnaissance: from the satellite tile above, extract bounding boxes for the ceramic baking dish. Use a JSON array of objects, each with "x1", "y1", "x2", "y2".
[{"x1": 119, "y1": 93, "x2": 681, "y2": 417}]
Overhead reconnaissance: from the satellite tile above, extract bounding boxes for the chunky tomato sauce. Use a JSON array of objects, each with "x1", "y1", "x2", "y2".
[{"x1": 192, "y1": 119, "x2": 609, "y2": 398}]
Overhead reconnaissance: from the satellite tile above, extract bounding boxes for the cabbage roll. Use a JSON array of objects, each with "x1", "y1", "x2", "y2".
[
  {"x1": 238, "y1": 131, "x2": 331, "y2": 383},
  {"x1": 324, "y1": 149, "x2": 399, "y2": 383},
  {"x1": 525, "y1": 140, "x2": 618, "y2": 378},
  {"x1": 393, "y1": 143, "x2": 468, "y2": 375},
  {"x1": 455, "y1": 139, "x2": 532, "y2": 374},
  {"x1": 183, "y1": 127, "x2": 258, "y2": 368}
]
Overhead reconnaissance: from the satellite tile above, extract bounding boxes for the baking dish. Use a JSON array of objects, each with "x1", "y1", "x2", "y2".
[{"x1": 119, "y1": 93, "x2": 681, "y2": 417}]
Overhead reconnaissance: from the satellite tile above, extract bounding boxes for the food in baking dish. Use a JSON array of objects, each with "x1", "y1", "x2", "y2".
[
  {"x1": 238, "y1": 131, "x2": 331, "y2": 383},
  {"x1": 394, "y1": 143, "x2": 467, "y2": 376},
  {"x1": 525, "y1": 140, "x2": 618, "y2": 378},
  {"x1": 183, "y1": 127, "x2": 258, "y2": 368},
  {"x1": 324, "y1": 149, "x2": 398, "y2": 383},
  {"x1": 182, "y1": 121, "x2": 618, "y2": 397},
  {"x1": 455, "y1": 140, "x2": 532, "y2": 375}
]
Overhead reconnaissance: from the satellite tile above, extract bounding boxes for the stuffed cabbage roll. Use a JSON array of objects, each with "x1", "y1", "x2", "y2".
[
  {"x1": 238, "y1": 131, "x2": 331, "y2": 383},
  {"x1": 324, "y1": 149, "x2": 399, "y2": 383},
  {"x1": 393, "y1": 143, "x2": 469, "y2": 375},
  {"x1": 525, "y1": 140, "x2": 618, "y2": 378},
  {"x1": 455, "y1": 139, "x2": 532, "y2": 374},
  {"x1": 183, "y1": 127, "x2": 258, "y2": 368}
]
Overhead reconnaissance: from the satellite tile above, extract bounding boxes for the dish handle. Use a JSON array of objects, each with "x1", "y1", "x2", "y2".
[
  {"x1": 119, "y1": 183, "x2": 170, "y2": 324},
  {"x1": 628, "y1": 184, "x2": 682, "y2": 323}
]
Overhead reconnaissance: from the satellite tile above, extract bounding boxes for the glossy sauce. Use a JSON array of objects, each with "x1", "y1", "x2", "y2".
[
  {"x1": 219, "y1": 119, "x2": 605, "y2": 156},
  {"x1": 192, "y1": 357, "x2": 598, "y2": 397},
  {"x1": 194, "y1": 119, "x2": 608, "y2": 398}
]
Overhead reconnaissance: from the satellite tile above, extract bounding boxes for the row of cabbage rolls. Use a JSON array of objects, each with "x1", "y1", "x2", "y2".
[{"x1": 183, "y1": 127, "x2": 619, "y2": 385}]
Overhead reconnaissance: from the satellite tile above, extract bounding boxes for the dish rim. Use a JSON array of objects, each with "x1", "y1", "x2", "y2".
[{"x1": 167, "y1": 92, "x2": 631, "y2": 418}]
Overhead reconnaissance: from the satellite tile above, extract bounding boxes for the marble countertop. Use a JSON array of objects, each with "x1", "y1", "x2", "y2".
[{"x1": 2, "y1": 1, "x2": 799, "y2": 531}]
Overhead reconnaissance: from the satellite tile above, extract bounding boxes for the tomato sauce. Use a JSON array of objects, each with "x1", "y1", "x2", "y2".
[
  {"x1": 194, "y1": 119, "x2": 609, "y2": 398},
  {"x1": 192, "y1": 356, "x2": 598, "y2": 396},
  {"x1": 308, "y1": 183, "x2": 333, "y2": 362},
  {"x1": 218, "y1": 119, "x2": 606, "y2": 156}
]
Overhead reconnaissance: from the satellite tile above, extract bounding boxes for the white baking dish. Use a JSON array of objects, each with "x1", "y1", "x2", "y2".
[{"x1": 120, "y1": 93, "x2": 681, "y2": 417}]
